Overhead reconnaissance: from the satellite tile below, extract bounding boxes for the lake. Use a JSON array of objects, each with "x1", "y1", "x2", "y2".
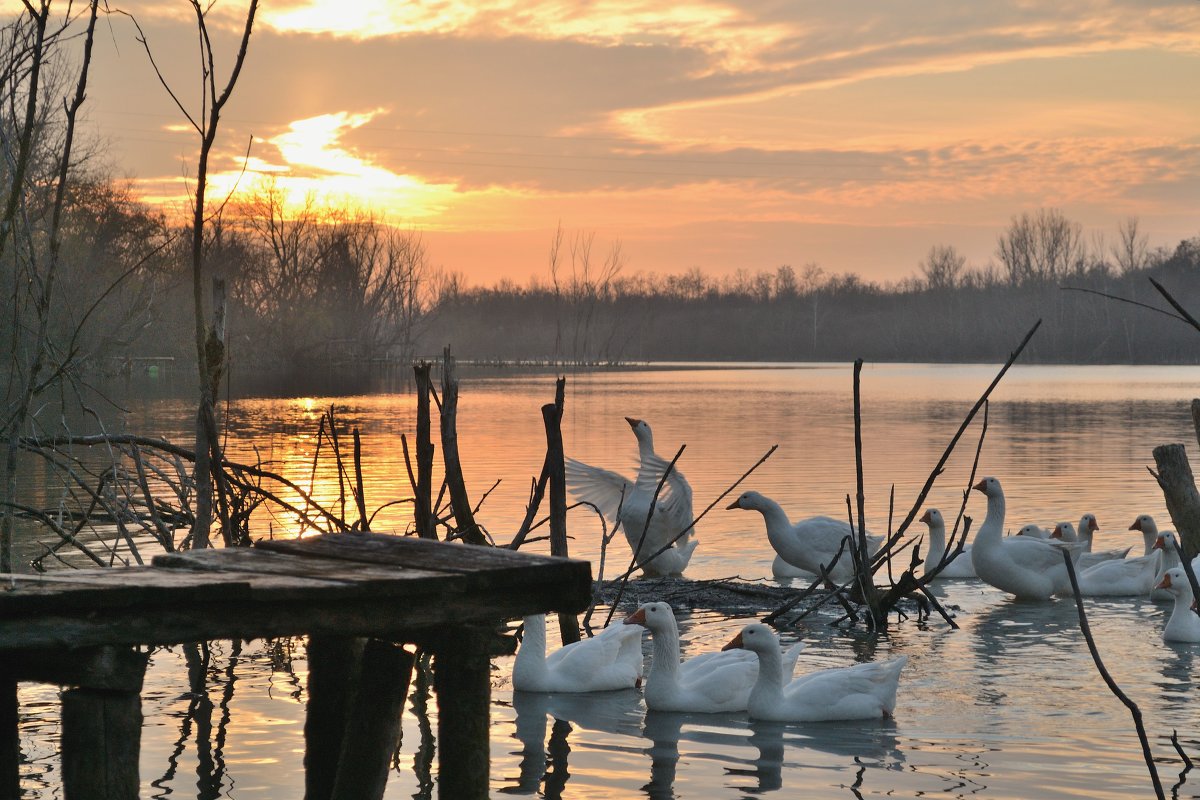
[{"x1": 13, "y1": 362, "x2": 1200, "y2": 798}]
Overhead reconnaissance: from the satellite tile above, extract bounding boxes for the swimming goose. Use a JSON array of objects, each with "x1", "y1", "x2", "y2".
[
  {"x1": 969, "y1": 477, "x2": 1080, "y2": 600},
  {"x1": 513, "y1": 613, "x2": 645, "y2": 692},
  {"x1": 1049, "y1": 522, "x2": 1131, "y2": 570},
  {"x1": 623, "y1": 602, "x2": 802, "y2": 713},
  {"x1": 566, "y1": 417, "x2": 697, "y2": 576},
  {"x1": 1064, "y1": 550, "x2": 1161, "y2": 597},
  {"x1": 723, "y1": 623, "x2": 907, "y2": 722},
  {"x1": 919, "y1": 507, "x2": 975, "y2": 578},
  {"x1": 1155, "y1": 567, "x2": 1200, "y2": 643},
  {"x1": 1130, "y1": 514, "x2": 1164, "y2": 556},
  {"x1": 727, "y1": 490, "x2": 880, "y2": 583}
]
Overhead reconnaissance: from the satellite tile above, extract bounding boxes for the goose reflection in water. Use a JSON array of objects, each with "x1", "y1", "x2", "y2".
[
  {"x1": 504, "y1": 688, "x2": 904, "y2": 797},
  {"x1": 502, "y1": 689, "x2": 643, "y2": 795},
  {"x1": 643, "y1": 710, "x2": 904, "y2": 798}
]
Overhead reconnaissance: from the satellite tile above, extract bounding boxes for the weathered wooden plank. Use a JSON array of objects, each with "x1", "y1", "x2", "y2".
[
  {"x1": 0, "y1": 579, "x2": 587, "y2": 650},
  {"x1": 256, "y1": 535, "x2": 592, "y2": 605},
  {"x1": 0, "y1": 570, "x2": 339, "y2": 617},
  {"x1": 257, "y1": 531, "x2": 588, "y2": 575},
  {"x1": 152, "y1": 547, "x2": 452, "y2": 583}
]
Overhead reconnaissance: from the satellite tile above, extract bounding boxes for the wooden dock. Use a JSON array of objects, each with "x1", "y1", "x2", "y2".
[{"x1": 0, "y1": 532, "x2": 592, "y2": 800}]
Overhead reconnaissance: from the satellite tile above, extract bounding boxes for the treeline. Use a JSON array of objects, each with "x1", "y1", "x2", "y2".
[
  {"x1": 424, "y1": 215, "x2": 1200, "y2": 365},
  {"x1": 8, "y1": 169, "x2": 1200, "y2": 381}
]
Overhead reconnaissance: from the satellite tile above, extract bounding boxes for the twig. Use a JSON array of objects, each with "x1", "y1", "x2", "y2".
[{"x1": 1061, "y1": 550, "x2": 1165, "y2": 800}]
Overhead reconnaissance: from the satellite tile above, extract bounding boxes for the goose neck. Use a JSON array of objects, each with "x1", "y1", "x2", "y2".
[
  {"x1": 514, "y1": 615, "x2": 548, "y2": 683},
  {"x1": 926, "y1": 522, "x2": 947, "y2": 560},
  {"x1": 975, "y1": 491, "x2": 1005, "y2": 545},
  {"x1": 747, "y1": 644, "x2": 785, "y2": 710}
]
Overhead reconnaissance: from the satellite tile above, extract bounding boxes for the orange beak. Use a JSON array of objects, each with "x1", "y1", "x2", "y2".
[
  {"x1": 1050, "y1": 527, "x2": 1063, "y2": 540},
  {"x1": 623, "y1": 608, "x2": 647, "y2": 625},
  {"x1": 625, "y1": 417, "x2": 642, "y2": 429},
  {"x1": 1156, "y1": 574, "x2": 1172, "y2": 590},
  {"x1": 726, "y1": 499, "x2": 741, "y2": 510},
  {"x1": 1153, "y1": 537, "x2": 1165, "y2": 551},
  {"x1": 1087, "y1": 517, "x2": 1099, "y2": 533},
  {"x1": 972, "y1": 479, "x2": 987, "y2": 493},
  {"x1": 919, "y1": 510, "x2": 931, "y2": 525},
  {"x1": 1129, "y1": 519, "x2": 1142, "y2": 532},
  {"x1": 721, "y1": 632, "x2": 745, "y2": 651}
]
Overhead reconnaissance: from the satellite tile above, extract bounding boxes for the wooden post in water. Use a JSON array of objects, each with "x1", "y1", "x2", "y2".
[
  {"x1": 330, "y1": 640, "x2": 415, "y2": 800},
  {"x1": 59, "y1": 646, "x2": 148, "y2": 800},
  {"x1": 440, "y1": 348, "x2": 487, "y2": 545},
  {"x1": 0, "y1": 670, "x2": 16, "y2": 798},
  {"x1": 1153, "y1": 443, "x2": 1200, "y2": 560},
  {"x1": 432, "y1": 628, "x2": 506, "y2": 800},
  {"x1": 304, "y1": 636, "x2": 365, "y2": 800},
  {"x1": 414, "y1": 363, "x2": 436, "y2": 539},
  {"x1": 542, "y1": 377, "x2": 578, "y2": 644}
]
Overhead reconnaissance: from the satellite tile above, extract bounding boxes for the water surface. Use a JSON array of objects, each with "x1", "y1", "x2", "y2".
[{"x1": 14, "y1": 363, "x2": 1200, "y2": 798}]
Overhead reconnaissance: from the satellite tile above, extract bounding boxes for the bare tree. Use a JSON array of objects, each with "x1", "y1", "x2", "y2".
[
  {"x1": 919, "y1": 244, "x2": 966, "y2": 291},
  {"x1": 996, "y1": 208, "x2": 1086, "y2": 286},
  {"x1": 1113, "y1": 216, "x2": 1149, "y2": 276},
  {"x1": 126, "y1": 0, "x2": 260, "y2": 547},
  {"x1": 0, "y1": 1, "x2": 101, "y2": 572}
]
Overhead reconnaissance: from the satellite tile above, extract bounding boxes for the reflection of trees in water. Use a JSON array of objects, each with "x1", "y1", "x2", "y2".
[
  {"x1": 407, "y1": 653, "x2": 436, "y2": 800},
  {"x1": 150, "y1": 641, "x2": 243, "y2": 800}
]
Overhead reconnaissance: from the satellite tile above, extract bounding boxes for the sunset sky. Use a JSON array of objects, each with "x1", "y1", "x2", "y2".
[{"x1": 72, "y1": 0, "x2": 1200, "y2": 285}]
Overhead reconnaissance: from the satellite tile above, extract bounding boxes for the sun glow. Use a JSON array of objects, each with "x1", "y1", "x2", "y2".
[{"x1": 204, "y1": 110, "x2": 459, "y2": 221}]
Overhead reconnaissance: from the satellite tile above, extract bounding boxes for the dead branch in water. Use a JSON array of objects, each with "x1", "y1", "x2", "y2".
[
  {"x1": 1061, "y1": 550, "x2": 1165, "y2": 800},
  {"x1": 777, "y1": 322, "x2": 1035, "y2": 632}
]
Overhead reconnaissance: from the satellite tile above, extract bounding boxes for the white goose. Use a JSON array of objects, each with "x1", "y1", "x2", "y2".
[
  {"x1": 1049, "y1": 522, "x2": 1131, "y2": 570},
  {"x1": 623, "y1": 602, "x2": 802, "y2": 713},
  {"x1": 512, "y1": 614, "x2": 645, "y2": 693},
  {"x1": 723, "y1": 623, "x2": 907, "y2": 722},
  {"x1": 969, "y1": 477, "x2": 1080, "y2": 600},
  {"x1": 1063, "y1": 548, "x2": 1161, "y2": 597},
  {"x1": 566, "y1": 417, "x2": 697, "y2": 576},
  {"x1": 1130, "y1": 514, "x2": 1164, "y2": 556},
  {"x1": 1014, "y1": 524, "x2": 1051, "y2": 539},
  {"x1": 919, "y1": 507, "x2": 975, "y2": 578},
  {"x1": 771, "y1": 554, "x2": 809, "y2": 579},
  {"x1": 1155, "y1": 567, "x2": 1200, "y2": 643},
  {"x1": 728, "y1": 491, "x2": 880, "y2": 583},
  {"x1": 1151, "y1": 532, "x2": 1200, "y2": 595}
]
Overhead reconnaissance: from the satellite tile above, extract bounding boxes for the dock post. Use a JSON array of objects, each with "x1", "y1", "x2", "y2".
[
  {"x1": 0, "y1": 669, "x2": 17, "y2": 798},
  {"x1": 57, "y1": 646, "x2": 147, "y2": 800},
  {"x1": 432, "y1": 627, "x2": 511, "y2": 800},
  {"x1": 304, "y1": 636, "x2": 365, "y2": 800},
  {"x1": 330, "y1": 639, "x2": 414, "y2": 800}
]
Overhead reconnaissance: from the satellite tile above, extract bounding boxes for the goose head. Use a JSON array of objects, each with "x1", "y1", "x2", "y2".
[
  {"x1": 1080, "y1": 513, "x2": 1099, "y2": 534},
  {"x1": 1050, "y1": 522, "x2": 1076, "y2": 541},
  {"x1": 1015, "y1": 524, "x2": 1044, "y2": 537},
  {"x1": 625, "y1": 417, "x2": 654, "y2": 448},
  {"x1": 721, "y1": 622, "x2": 778, "y2": 654},
  {"x1": 919, "y1": 508, "x2": 943, "y2": 528},
  {"x1": 623, "y1": 601, "x2": 675, "y2": 634},
  {"x1": 972, "y1": 476, "x2": 1002, "y2": 498},
  {"x1": 1155, "y1": 567, "x2": 1193, "y2": 596},
  {"x1": 1130, "y1": 514, "x2": 1157, "y2": 535},
  {"x1": 726, "y1": 490, "x2": 767, "y2": 512},
  {"x1": 1153, "y1": 532, "x2": 1179, "y2": 553}
]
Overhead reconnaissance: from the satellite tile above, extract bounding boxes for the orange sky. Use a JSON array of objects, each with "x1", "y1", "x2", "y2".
[{"x1": 68, "y1": 1, "x2": 1200, "y2": 284}]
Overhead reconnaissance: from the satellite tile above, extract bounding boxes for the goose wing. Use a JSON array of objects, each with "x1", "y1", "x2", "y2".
[{"x1": 566, "y1": 458, "x2": 635, "y2": 522}]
